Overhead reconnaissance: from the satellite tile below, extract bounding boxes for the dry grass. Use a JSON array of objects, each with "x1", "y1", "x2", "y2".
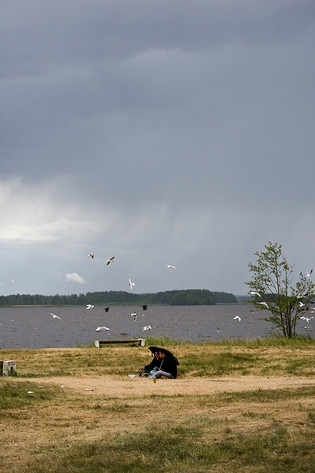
[{"x1": 1, "y1": 341, "x2": 315, "y2": 472}]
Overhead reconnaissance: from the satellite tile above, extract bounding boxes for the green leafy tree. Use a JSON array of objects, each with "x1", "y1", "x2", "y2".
[{"x1": 246, "y1": 242, "x2": 315, "y2": 338}]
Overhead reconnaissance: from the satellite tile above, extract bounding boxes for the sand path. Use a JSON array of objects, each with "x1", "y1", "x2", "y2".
[{"x1": 22, "y1": 375, "x2": 315, "y2": 397}]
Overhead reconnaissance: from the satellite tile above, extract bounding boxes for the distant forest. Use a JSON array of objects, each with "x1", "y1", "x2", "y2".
[{"x1": 0, "y1": 289, "x2": 237, "y2": 306}]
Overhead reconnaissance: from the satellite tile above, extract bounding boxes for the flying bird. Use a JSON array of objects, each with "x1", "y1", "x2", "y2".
[
  {"x1": 167, "y1": 265, "x2": 176, "y2": 270},
  {"x1": 86, "y1": 304, "x2": 95, "y2": 310},
  {"x1": 106, "y1": 256, "x2": 115, "y2": 266},
  {"x1": 299, "y1": 316, "x2": 314, "y2": 323},
  {"x1": 249, "y1": 291, "x2": 261, "y2": 297},
  {"x1": 306, "y1": 269, "x2": 313, "y2": 277},
  {"x1": 88, "y1": 253, "x2": 95, "y2": 259},
  {"x1": 259, "y1": 302, "x2": 269, "y2": 309},
  {"x1": 234, "y1": 315, "x2": 241, "y2": 321},
  {"x1": 96, "y1": 326, "x2": 110, "y2": 332},
  {"x1": 131, "y1": 311, "x2": 137, "y2": 321},
  {"x1": 129, "y1": 278, "x2": 135, "y2": 290},
  {"x1": 142, "y1": 325, "x2": 152, "y2": 331},
  {"x1": 50, "y1": 313, "x2": 61, "y2": 320}
]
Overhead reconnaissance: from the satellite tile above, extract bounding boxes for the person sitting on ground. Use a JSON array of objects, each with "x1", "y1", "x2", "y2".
[
  {"x1": 148, "y1": 350, "x2": 178, "y2": 379},
  {"x1": 139, "y1": 351, "x2": 161, "y2": 376}
]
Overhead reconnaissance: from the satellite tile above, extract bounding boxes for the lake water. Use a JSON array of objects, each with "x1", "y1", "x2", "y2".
[{"x1": 0, "y1": 304, "x2": 313, "y2": 349}]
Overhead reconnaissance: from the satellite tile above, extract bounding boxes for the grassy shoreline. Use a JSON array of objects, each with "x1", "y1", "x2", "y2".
[{"x1": 1, "y1": 335, "x2": 314, "y2": 379}]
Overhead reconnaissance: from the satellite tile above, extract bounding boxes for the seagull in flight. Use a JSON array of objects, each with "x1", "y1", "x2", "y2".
[
  {"x1": 50, "y1": 313, "x2": 61, "y2": 320},
  {"x1": 259, "y1": 302, "x2": 269, "y2": 309},
  {"x1": 96, "y1": 326, "x2": 110, "y2": 332},
  {"x1": 249, "y1": 291, "x2": 261, "y2": 297},
  {"x1": 129, "y1": 278, "x2": 135, "y2": 290},
  {"x1": 167, "y1": 265, "x2": 176, "y2": 270},
  {"x1": 306, "y1": 269, "x2": 313, "y2": 277},
  {"x1": 300, "y1": 316, "x2": 314, "y2": 323},
  {"x1": 86, "y1": 304, "x2": 95, "y2": 310},
  {"x1": 88, "y1": 253, "x2": 95, "y2": 259},
  {"x1": 234, "y1": 315, "x2": 241, "y2": 321},
  {"x1": 106, "y1": 256, "x2": 115, "y2": 266},
  {"x1": 131, "y1": 311, "x2": 137, "y2": 321}
]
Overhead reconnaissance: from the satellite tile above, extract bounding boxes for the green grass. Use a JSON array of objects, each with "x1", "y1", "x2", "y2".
[
  {"x1": 0, "y1": 380, "x2": 65, "y2": 412},
  {"x1": 25, "y1": 414, "x2": 315, "y2": 473},
  {"x1": 146, "y1": 334, "x2": 315, "y2": 348},
  {"x1": 179, "y1": 351, "x2": 261, "y2": 376}
]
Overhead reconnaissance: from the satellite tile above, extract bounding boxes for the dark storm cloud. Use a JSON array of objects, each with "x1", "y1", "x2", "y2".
[
  {"x1": 2, "y1": 1, "x2": 314, "y2": 66},
  {"x1": 0, "y1": 0, "x2": 315, "y2": 295}
]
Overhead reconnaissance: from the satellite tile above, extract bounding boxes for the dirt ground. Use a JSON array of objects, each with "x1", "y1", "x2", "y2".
[{"x1": 22, "y1": 374, "x2": 315, "y2": 398}]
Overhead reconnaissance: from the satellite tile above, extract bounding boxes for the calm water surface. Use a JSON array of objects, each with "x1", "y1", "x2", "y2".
[{"x1": 0, "y1": 304, "x2": 313, "y2": 349}]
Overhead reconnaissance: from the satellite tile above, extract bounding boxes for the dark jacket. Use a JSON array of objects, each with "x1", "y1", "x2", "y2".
[
  {"x1": 144, "y1": 356, "x2": 160, "y2": 372},
  {"x1": 159, "y1": 355, "x2": 177, "y2": 379}
]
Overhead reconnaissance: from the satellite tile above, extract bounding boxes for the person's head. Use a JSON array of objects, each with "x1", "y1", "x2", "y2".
[
  {"x1": 159, "y1": 350, "x2": 166, "y2": 359},
  {"x1": 154, "y1": 351, "x2": 160, "y2": 359}
]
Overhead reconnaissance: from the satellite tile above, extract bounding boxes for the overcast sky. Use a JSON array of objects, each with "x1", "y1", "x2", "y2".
[{"x1": 1, "y1": 0, "x2": 314, "y2": 297}]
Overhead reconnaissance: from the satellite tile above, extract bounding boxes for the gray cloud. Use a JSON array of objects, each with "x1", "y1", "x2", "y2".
[{"x1": 0, "y1": 0, "x2": 314, "y2": 295}]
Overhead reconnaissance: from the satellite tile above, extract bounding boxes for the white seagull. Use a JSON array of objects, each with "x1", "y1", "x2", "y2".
[
  {"x1": 50, "y1": 313, "x2": 61, "y2": 320},
  {"x1": 106, "y1": 256, "x2": 115, "y2": 266},
  {"x1": 234, "y1": 315, "x2": 241, "y2": 321},
  {"x1": 96, "y1": 326, "x2": 110, "y2": 332},
  {"x1": 259, "y1": 302, "x2": 269, "y2": 309},
  {"x1": 129, "y1": 278, "x2": 135, "y2": 290},
  {"x1": 299, "y1": 316, "x2": 314, "y2": 323},
  {"x1": 306, "y1": 269, "x2": 313, "y2": 277},
  {"x1": 131, "y1": 311, "x2": 137, "y2": 321},
  {"x1": 249, "y1": 291, "x2": 261, "y2": 297},
  {"x1": 167, "y1": 265, "x2": 176, "y2": 270},
  {"x1": 142, "y1": 325, "x2": 152, "y2": 331},
  {"x1": 86, "y1": 304, "x2": 95, "y2": 310}
]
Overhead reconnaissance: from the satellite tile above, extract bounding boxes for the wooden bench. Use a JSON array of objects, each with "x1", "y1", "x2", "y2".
[{"x1": 95, "y1": 339, "x2": 146, "y2": 348}]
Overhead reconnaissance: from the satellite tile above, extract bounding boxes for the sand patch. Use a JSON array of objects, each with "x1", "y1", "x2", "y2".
[{"x1": 19, "y1": 375, "x2": 315, "y2": 397}]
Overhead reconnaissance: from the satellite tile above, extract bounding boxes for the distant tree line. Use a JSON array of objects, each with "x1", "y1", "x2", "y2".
[{"x1": 0, "y1": 289, "x2": 237, "y2": 306}]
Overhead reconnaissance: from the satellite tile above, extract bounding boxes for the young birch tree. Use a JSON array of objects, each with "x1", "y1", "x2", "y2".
[{"x1": 246, "y1": 242, "x2": 315, "y2": 338}]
